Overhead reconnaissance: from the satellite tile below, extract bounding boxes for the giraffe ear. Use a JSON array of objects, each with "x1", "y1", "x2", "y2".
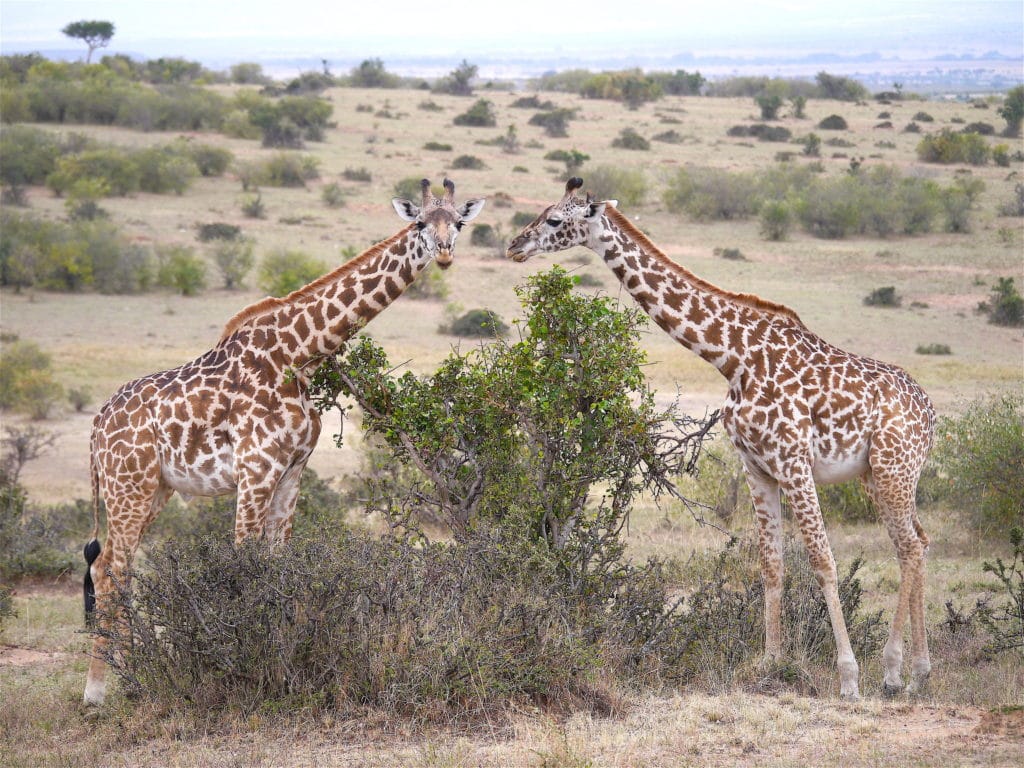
[
  {"x1": 457, "y1": 198, "x2": 485, "y2": 223},
  {"x1": 392, "y1": 198, "x2": 420, "y2": 221},
  {"x1": 585, "y1": 200, "x2": 615, "y2": 220}
]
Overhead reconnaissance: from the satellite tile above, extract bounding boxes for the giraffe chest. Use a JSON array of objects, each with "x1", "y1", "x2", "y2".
[{"x1": 723, "y1": 372, "x2": 874, "y2": 484}]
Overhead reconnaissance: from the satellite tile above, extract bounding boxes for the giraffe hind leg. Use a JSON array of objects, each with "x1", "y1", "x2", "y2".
[{"x1": 863, "y1": 468, "x2": 930, "y2": 696}]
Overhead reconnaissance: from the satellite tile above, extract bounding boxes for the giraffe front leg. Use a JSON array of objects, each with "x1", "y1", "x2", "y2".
[
  {"x1": 744, "y1": 467, "x2": 784, "y2": 666},
  {"x1": 784, "y1": 472, "x2": 860, "y2": 700}
]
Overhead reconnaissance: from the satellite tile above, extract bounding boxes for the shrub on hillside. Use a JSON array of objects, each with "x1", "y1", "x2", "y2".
[
  {"x1": 863, "y1": 286, "x2": 901, "y2": 307},
  {"x1": 663, "y1": 166, "x2": 759, "y2": 221},
  {"x1": 213, "y1": 238, "x2": 255, "y2": 290},
  {"x1": 917, "y1": 129, "x2": 991, "y2": 165},
  {"x1": 582, "y1": 166, "x2": 647, "y2": 207},
  {"x1": 611, "y1": 128, "x2": 650, "y2": 150},
  {"x1": 452, "y1": 99, "x2": 496, "y2": 127},
  {"x1": 528, "y1": 108, "x2": 576, "y2": 137},
  {"x1": 931, "y1": 394, "x2": 1024, "y2": 533},
  {"x1": 156, "y1": 245, "x2": 206, "y2": 296},
  {"x1": 817, "y1": 115, "x2": 848, "y2": 130},
  {"x1": 257, "y1": 249, "x2": 327, "y2": 296},
  {"x1": 0, "y1": 342, "x2": 64, "y2": 419},
  {"x1": 238, "y1": 153, "x2": 320, "y2": 188},
  {"x1": 451, "y1": 154, "x2": 486, "y2": 170},
  {"x1": 977, "y1": 277, "x2": 1024, "y2": 327},
  {"x1": 0, "y1": 212, "x2": 153, "y2": 293},
  {"x1": 445, "y1": 308, "x2": 509, "y2": 338}
]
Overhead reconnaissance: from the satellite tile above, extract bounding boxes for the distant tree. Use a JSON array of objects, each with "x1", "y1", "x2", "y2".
[
  {"x1": 997, "y1": 85, "x2": 1024, "y2": 137},
  {"x1": 348, "y1": 58, "x2": 399, "y2": 88},
  {"x1": 815, "y1": 71, "x2": 868, "y2": 102},
  {"x1": 434, "y1": 59, "x2": 477, "y2": 96},
  {"x1": 755, "y1": 81, "x2": 788, "y2": 120},
  {"x1": 61, "y1": 20, "x2": 115, "y2": 64}
]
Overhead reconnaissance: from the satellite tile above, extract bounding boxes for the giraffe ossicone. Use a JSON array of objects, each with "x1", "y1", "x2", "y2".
[
  {"x1": 82, "y1": 179, "x2": 484, "y2": 706},
  {"x1": 507, "y1": 177, "x2": 935, "y2": 700}
]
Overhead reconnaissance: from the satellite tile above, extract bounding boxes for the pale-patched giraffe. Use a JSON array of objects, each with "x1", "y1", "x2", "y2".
[
  {"x1": 507, "y1": 177, "x2": 935, "y2": 700},
  {"x1": 82, "y1": 179, "x2": 485, "y2": 706}
]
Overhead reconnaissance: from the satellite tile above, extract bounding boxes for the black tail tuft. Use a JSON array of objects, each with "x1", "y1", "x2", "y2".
[{"x1": 83, "y1": 539, "x2": 101, "y2": 623}]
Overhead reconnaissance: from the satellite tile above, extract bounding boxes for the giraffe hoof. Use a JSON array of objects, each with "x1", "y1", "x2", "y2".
[{"x1": 882, "y1": 682, "x2": 903, "y2": 698}]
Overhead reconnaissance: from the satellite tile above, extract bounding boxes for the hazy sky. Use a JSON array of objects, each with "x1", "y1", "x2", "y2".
[{"x1": 1, "y1": 0, "x2": 1021, "y2": 63}]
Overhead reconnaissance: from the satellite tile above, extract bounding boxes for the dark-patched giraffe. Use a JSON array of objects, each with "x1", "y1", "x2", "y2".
[
  {"x1": 82, "y1": 179, "x2": 484, "y2": 706},
  {"x1": 507, "y1": 178, "x2": 935, "y2": 700}
]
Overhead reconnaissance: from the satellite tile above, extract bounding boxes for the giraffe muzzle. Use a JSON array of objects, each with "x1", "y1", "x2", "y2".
[
  {"x1": 436, "y1": 249, "x2": 453, "y2": 269},
  {"x1": 506, "y1": 238, "x2": 533, "y2": 262}
]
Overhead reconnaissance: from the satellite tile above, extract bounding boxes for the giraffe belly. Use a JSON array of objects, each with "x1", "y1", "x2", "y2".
[
  {"x1": 161, "y1": 446, "x2": 237, "y2": 498},
  {"x1": 811, "y1": 445, "x2": 870, "y2": 485}
]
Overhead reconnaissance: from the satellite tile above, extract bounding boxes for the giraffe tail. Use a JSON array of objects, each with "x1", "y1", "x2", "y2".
[{"x1": 84, "y1": 448, "x2": 102, "y2": 623}]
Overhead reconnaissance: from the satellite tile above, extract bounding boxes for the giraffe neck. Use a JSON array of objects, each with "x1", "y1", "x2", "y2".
[
  {"x1": 590, "y1": 208, "x2": 804, "y2": 381},
  {"x1": 220, "y1": 226, "x2": 430, "y2": 367}
]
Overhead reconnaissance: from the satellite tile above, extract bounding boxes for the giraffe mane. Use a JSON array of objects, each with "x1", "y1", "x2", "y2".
[
  {"x1": 603, "y1": 206, "x2": 805, "y2": 327},
  {"x1": 219, "y1": 225, "x2": 415, "y2": 341}
]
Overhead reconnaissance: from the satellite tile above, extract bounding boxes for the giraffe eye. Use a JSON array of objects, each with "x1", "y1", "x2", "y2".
[{"x1": 546, "y1": 218, "x2": 562, "y2": 228}]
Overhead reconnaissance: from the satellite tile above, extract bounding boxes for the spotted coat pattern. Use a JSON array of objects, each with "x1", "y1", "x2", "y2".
[
  {"x1": 82, "y1": 180, "x2": 485, "y2": 706},
  {"x1": 507, "y1": 178, "x2": 936, "y2": 700}
]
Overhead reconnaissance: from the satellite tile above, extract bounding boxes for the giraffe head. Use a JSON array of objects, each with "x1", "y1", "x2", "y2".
[
  {"x1": 506, "y1": 177, "x2": 617, "y2": 262},
  {"x1": 392, "y1": 178, "x2": 485, "y2": 270}
]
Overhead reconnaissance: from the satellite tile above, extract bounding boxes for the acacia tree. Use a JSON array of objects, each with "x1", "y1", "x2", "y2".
[
  {"x1": 310, "y1": 268, "x2": 719, "y2": 594},
  {"x1": 997, "y1": 85, "x2": 1024, "y2": 138},
  {"x1": 61, "y1": 20, "x2": 115, "y2": 63}
]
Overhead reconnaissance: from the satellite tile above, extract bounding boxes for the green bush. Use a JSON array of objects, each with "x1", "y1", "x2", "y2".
[
  {"x1": 446, "y1": 308, "x2": 509, "y2": 338},
  {"x1": 452, "y1": 99, "x2": 496, "y2": 127},
  {"x1": 0, "y1": 212, "x2": 154, "y2": 293},
  {"x1": 470, "y1": 223, "x2": 498, "y2": 247},
  {"x1": 451, "y1": 154, "x2": 486, "y2": 170},
  {"x1": 248, "y1": 95, "x2": 333, "y2": 148},
  {"x1": 156, "y1": 245, "x2": 206, "y2": 296},
  {"x1": 342, "y1": 166, "x2": 372, "y2": 182},
  {"x1": 818, "y1": 481, "x2": 874, "y2": 523},
  {"x1": 975, "y1": 527, "x2": 1024, "y2": 655},
  {"x1": 257, "y1": 249, "x2": 327, "y2": 296},
  {"x1": 423, "y1": 141, "x2": 452, "y2": 151},
  {"x1": 917, "y1": 129, "x2": 991, "y2": 165},
  {"x1": 46, "y1": 148, "x2": 140, "y2": 196},
  {"x1": 186, "y1": 143, "x2": 232, "y2": 176},
  {"x1": 213, "y1": 238, "x2": 255, "y2": 290},
  {"x1": 0, "y1": 126, "x2": 62, "y2": 191},
  {"x1": 0, "y1": 341, "x2": 64, "y2": 418},
  {"x1": 663, "y1": 166, "x2": 759, "y2": 221},
  {"x1": 403, "y1": 262, "x2": 448, "y2": 300},
  {"x1": 863, "y1": 286, "x2": 901, "y2": 307},
  {"x1": 239, "y1": 153, "x2": 320, "y2": 188},
  {"x1": 759, "y1": 200, "x2": 794, "y2": 241},
  {"x1": 977, "y1": 277, "x2": 1024, "y2": 327},
  {"x1": 579, "y1": 69, "x2": 662, "y2": 108},
  {"x1": 321, "y1": 182, "x2": 345, "y2": 208},
  {"x1": 528, "y1": 108, "x2": 576, "y2": 137},
  {"x1": 544, "y1": 148, "x2": 589, "y2": 176},
  {"x1": 195, "y1": 222, "x2": 241, "y2": 242},
  {"x1": 915, "y1": 343, "x2": 952, "y2": 355},
  {"x1": 611, "y1": 127, "x2": 650, "y2": 150},
  {"x1": 932, "y1": 394, "x2": 1024, "y2": 533},
  {"x1": 581, "y1": 166, "x2": 647, "y2": 207},
  {"x1": 817, "y1": 115, "x2": 848, "y2": 130}
]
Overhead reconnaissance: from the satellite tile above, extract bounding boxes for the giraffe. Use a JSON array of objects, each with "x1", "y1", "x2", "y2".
[
  {"x1": 82, "y1": 179, "x2": 484, "y2": 706},
  {"x1": 506, "y1": 177, "x2": 935, "y2": 700}
]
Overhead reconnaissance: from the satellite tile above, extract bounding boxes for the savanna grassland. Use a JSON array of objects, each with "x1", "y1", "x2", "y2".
[{"x1": 1, "y1": 70, "x2": 1023, "y2": 767}]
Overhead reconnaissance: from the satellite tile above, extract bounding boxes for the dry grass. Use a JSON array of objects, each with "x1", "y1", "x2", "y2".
[{"x1": 1, "y1": 86, "x2": 1023, "y2": 765}]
